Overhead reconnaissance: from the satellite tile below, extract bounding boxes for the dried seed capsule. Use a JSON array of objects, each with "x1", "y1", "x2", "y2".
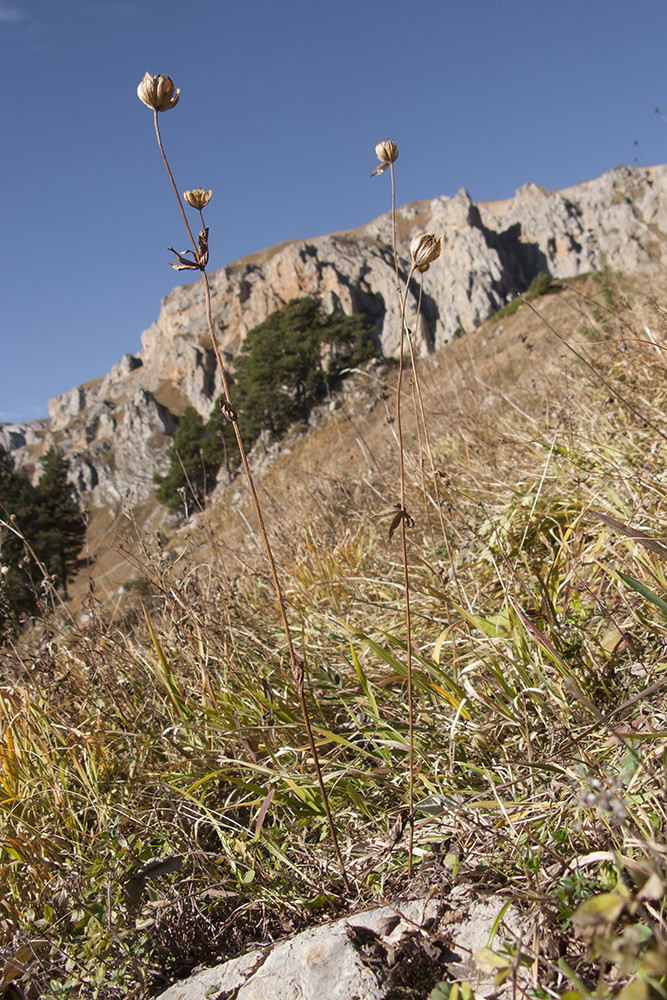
[
  {"x1": 137, "y1": 73, "x2": 180, "y2": 112},
  {"x1": 183, "y1": 188, "x2": 212, "y2": 210},
  {"x1": 375, "y1": 139, "x2": 398, "y2": 164},
  {"x1": 371, "y1": 139, "x2": 399, "y2": 176},
  {"x1": 410, "y1": 232, "x2": 442, "y2": 273}
]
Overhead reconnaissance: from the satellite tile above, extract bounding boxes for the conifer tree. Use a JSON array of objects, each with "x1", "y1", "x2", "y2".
[
  {"x1": 154, "y1": 299, "x2": 377, "y2": 514},
  {"x1": 0, "y1": 447, "x2": 36, "y2": 630},
  {"x1": 154, "y1": 406, "x2": 222, "y2": 515},
  {"x1": 0, "y1": 447, "x2": 31, "y2": 521},
  {"x1": 231, "y1": 297, "x2": 377, "y2": 448},
  {"x1": 31, "y1": 449, "x2": 86, "y2": 601}
]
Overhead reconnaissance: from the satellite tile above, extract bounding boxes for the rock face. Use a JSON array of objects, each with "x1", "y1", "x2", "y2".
[
  {"x1": 154, "y1": 895, "x2": 527, "y2": 1000},
  {"x1": 3, "y1": 163, "x2": 667, "y2": 507}
]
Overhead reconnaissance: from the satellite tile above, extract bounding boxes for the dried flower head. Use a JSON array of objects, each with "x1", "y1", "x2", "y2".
[
  {"x1": 410, "y1": 232, "x2": 442, "y2": 273},
  {"x1": 371, "y1": 139, "x2": 398, "y2": 177},
  {"x1": 137, "y1": 73, "x2": 180, "y2": 112},
  {"x1": 376, "y1": 140, "x2": 398, "y2": 164},
  {"x1": 183, "y1": 188, "x2": 212, "y2": 210}
]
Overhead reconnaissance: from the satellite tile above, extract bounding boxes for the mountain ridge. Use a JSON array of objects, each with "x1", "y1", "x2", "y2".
[{"x1": 2, "y1": 162, "x2": 667, "y2": 511}]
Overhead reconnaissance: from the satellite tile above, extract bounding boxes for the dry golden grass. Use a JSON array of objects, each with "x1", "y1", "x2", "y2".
[{"x1": 4, "y1": 268, "x2": 667, "y2": 997}]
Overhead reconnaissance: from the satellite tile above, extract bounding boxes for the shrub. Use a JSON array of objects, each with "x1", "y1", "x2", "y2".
[
  {"x1": 494, "y1": 271, "x2": 553, "y2": 321},
  {"x1": 525, "y1": 270, "x2": 552, "y2": 299}
]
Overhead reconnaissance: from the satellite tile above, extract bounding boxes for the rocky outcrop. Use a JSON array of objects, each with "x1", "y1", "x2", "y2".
[
  {"x1": 3, "y1": 163, "x2": 667, "y2": 507},
  {"x1": 155, "y1": 895, "x2": 527, "y2": 1000}
]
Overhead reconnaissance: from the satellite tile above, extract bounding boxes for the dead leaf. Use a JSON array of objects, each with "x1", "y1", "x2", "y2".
[
  {"x1": 589, "y1": 510, "x2": 667, "y2": 560},
  {"x1": 375, "y1": 503, "x2": 415, "y2": 540},
  {"x1": 125, "y1": 854, "x2": 183, "y2": 905},
  {"x1": 254, "y1": 787, "x2": 275, "y2": 838},
  {"x1": 2, "y1": 939, "x2": 49, "y2": 984},
  {"x1": 377, "y1": 915, "x2": 401, "y2": 937}
]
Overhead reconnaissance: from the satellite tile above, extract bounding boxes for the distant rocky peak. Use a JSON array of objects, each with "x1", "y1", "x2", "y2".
[{"x1": 2, "y1": 163, "x2": 666, "y2": 509}]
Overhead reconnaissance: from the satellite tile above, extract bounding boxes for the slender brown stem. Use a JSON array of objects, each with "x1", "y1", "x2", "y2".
[
  {"x1": 201, "y1": 274, "x2": 348, "y2": 888},
  {"x1": 403, "y1": 278, "x2": 465, "y2": 606},
  {"x1": 397, "y1": 264, "x2": 416, "y2": 875},
  {"x1": 152, "y1": 122, "x2": 349, "y2": 891},
  {"x1": 389, "y1": 162, "x2": 401, "y2": 305},
  {"x1": 387, "y1": 161, "x2": 418, "y2": 876},
  {"x1": 153, "y1": 111, "x2": 198, "y2": 255}
]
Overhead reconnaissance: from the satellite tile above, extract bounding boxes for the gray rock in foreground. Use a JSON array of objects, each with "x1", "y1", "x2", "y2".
[{"x1": 155, "y1": 895, "x2": 527, "y2": 1000}]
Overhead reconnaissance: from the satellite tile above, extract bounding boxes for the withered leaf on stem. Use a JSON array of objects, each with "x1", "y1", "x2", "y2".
[
  {"x1": 168, "y1": 247, "x2": 201, "y2": 271},
  {"x1": 385, "y1": 809, "x2": 408, "y2": 846},
  {"x1": 375, "y1": 503, "x2": 416, "y2": 540},
  {"x1": 218, "y1": 397, "x2": 237, "y2": 421},
  {"x1": 197, "y1": 227, "x2": 209, "y2": 268},
  {"x1": 370, "y1": 161, "x2": 389, "y2": 178},
  {"x1": 168, "y1": 229, "x2": 209, "y2": 272}
]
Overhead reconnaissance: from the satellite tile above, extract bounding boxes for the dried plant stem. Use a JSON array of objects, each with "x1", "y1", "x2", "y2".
[
  {"x1": 386, "y1": 163, "x2": 419, "y2": 876},
  {"x1": 153, "y1": 115, "x2": 349, "y2": 891},
  {"x1": 383, "y1": 157, "x2": 417, "y2": 873},
  {"x1": 153, "y1": 112, "x2": 198, "y2": 254},
  {"x1": 199, "y1": 278, "x2": 350, "y2": 892},
  {"x1": 403, "y1": 280, "x2": 465, "y2": 607},
  {"x1": 386, "y1": 163, "x2": 448, "y2": 873},
  {"x1": 397, "y1": 265, "x2": 416, "y2": 875},
  {"x1": 389, "y1": 162, "x2": 401, "y2": 304}
]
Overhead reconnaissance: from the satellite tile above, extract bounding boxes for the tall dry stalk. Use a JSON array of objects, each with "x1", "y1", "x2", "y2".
[
  {"x1": 372, "y1": 142, "x2": 442, "y2": 872},
  {"x1": 137, "y1": 73, "x2": 349, "y2": 891}
]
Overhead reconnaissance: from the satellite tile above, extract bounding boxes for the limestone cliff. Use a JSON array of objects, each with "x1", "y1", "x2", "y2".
[{"x1": 2, "y1": 163, "x2": 667, "y2": 507}]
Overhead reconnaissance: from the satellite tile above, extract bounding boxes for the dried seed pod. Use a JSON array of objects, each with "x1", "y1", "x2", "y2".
[
  {"x1": 137, "y1": 72, "x2": 180, "y2": 112},
  {"x1": 183, "y1": 188, "x2": 212, "y2": 210},
  {"x1": 375, "y1": 139, "x2": 398, "y2": 164},
  {"x1": 371, "y1": 139, "x2": 399, "y2": 177},
  {"x1": 410, "y1": 232, "x2": 442, "y2": 273}
]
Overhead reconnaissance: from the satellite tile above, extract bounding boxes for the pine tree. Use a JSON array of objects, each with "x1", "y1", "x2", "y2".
[
  {"x1": 231, "y1": 297, "x2": 377, "y2": 449},
  {"x1": 203, "y1": 404, "x2": 238, "y2": 478},
  {"x1": 0, "y1": 447, "x2": 32, "y2": 522},
  {"x1": 154, "y1": 406, "x2": 222, "y2": 515},
  {"x1": 31, "y1": 449, "x2": 86, "y2": 601},
  {"x1": 0, "y1": 447, "x2": 37, "y2": 631},
  {"x1": 154, "y1": 299, "x2": 378, "y2": 514}
]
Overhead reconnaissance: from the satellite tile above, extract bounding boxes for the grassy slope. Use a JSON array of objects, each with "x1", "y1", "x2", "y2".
[{"x1": 3, "y1": 271, "x2": 667, "y2": 998}]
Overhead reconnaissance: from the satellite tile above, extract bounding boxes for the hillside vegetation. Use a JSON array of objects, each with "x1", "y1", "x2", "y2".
[{"x1": 4, "y1": 264, "x2": 667, "y2": 998}]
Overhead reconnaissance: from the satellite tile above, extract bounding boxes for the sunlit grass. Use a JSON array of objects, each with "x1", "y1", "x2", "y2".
[{"x1": 3, "y1": 273, "x2": 667, "y2": 996}]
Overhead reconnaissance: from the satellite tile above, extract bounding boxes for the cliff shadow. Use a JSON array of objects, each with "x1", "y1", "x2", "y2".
[{"x1": 471, "y1": 205, "x2": 551, "y2": 303}]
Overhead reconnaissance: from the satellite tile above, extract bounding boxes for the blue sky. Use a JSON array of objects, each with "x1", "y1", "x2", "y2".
[{"x1": 2, "y1": 0, "x2": 667, "y2": 424}]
